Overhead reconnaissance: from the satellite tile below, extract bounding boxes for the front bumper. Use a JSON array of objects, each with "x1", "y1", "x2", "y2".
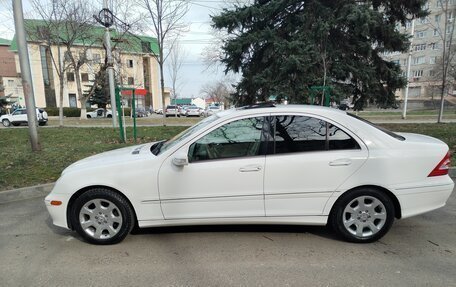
[{"x1": 44, "y1": 192, "x2": 71, "y2": 230}]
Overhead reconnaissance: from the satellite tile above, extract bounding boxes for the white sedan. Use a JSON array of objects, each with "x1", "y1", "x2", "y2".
[{"x1": 45, "y1": 105, "x2": 454, "y2": 244}]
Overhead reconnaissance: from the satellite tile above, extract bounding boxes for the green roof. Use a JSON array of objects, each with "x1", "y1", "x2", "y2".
[
  {"x1": 171, "y1": 98, "x2": 193, "y2": 105},
  {"x1": 0, "y1": 37, "x2": 11, "y2": 46},
  {"x1": 9, "y1": 19, "x2": 159, "y2": 55}
]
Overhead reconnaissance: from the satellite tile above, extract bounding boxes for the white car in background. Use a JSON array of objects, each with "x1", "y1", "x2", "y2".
[
  {"x1": 185, "y1": 106, "x2": 203, "y2": 117},
  {"x1": 204, "y1": 105, "x2": 222, "y2": 116},
  {"x1": 86, "y1": 108, "x2": 113, "y2": 118},
  {"x1": 1, "y1": 108, "x2": 48, "y2": 127},
  {"x1": 45, "y1": 104, "x2": 454, "y2": 244}
]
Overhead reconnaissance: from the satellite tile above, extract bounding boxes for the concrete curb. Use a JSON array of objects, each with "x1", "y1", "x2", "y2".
[
  {"x1": 0, "y1": 168, "x2": 455, "y2": 204},
  {"x1": 0, "y1": 183, "x2": 54, "y2": 204}
]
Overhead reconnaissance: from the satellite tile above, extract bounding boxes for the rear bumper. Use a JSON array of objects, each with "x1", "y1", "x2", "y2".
[{"x1": 392, "y1": 176, "x2": 454, "y2": 218}]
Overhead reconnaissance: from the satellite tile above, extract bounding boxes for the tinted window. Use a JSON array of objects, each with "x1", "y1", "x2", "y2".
[
  {"x1": 328, "y1": 124, "x2": 360, "y2": 150},
  {"x1": 272, "y1": 116, "x2": 327, "y2": 154},
  {"x1": 269, "y1": 115, "x2": 360, "y2": 154},
  {"x1": 189, "y1": 117, "x2": 264, "y2": 162},
  {"x1": 348, "y1": 113, "x2": 405, "y2": 141}
]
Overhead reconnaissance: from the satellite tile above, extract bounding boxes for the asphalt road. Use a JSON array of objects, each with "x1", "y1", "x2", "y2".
[{"x1": 1, "y1": 188, "x2": 455, "y2": 287}]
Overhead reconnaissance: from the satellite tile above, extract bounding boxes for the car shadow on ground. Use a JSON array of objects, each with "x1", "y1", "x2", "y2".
[{"x1": 132, "y1": 224, "x2": 340, "y2": 242}]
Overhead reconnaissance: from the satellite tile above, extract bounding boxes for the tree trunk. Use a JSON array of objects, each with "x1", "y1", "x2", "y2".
[
  {"x1": 57, "y1": 45, "x2": 64, "y2": 127},
  {"x1": 75, "y1": 67, "x2": 87, "y2": 119}
]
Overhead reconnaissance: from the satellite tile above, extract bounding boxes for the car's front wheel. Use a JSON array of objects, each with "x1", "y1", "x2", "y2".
[
  {"x1": 71, "y1": 188, "x2": 135, "y2": 245},
  {"x1": 2, "y1": 119, "x2": 10, "y2": 127},
  {"x1": 330, "y1": 188, "x2": 395, "y2": 243}
]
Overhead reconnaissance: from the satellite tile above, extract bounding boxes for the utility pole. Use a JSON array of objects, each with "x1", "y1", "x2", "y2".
[
  {"x1": 103, "y1": 0, "x2": 117, "y2": 128},
  {"x1": 402, "y1": 19, "x2": 415, "y2": 120},
  {"x1": 12, "y1": 0, "x2": 41, "y2": 151},
  {"x1": 402, "y1": 20, "x2": 415, "y2": 120}
]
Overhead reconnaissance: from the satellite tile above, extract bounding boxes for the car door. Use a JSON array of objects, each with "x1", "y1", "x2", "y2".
[
  {"x1": 158, "y1": 116, "x2": 267, "y2": 220},
  {"x1": 12, "y1": 109, "x2": 27, "y2": 123},
  {"x1": 264, "y1": 114, "x2": 368, "y2": 216}
]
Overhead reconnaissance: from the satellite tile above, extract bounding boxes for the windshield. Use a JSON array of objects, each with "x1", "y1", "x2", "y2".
[
  {"x1": 151, "y1": 114, "x2": 220, "y2": 155},
  {"x1": 348, "y1": 113, "x2": 405, "y2": 141}
]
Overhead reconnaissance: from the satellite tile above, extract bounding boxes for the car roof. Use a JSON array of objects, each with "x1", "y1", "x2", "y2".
[{"x1": 218, "y1": 104, "x2": 347, "y2": 118}]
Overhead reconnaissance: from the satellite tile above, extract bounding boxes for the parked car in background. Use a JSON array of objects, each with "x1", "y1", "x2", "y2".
[
  {"x1": 185, "y1": 106, "x2": 203, "y2": 117},
  {"x1": 134, "y1": 108, "x2": 148, "y2": 118},
  {"x1": 165, "y1": 105, "x2": 180, "y2": 117},
  {"x1": 155, "y1": 108, "x2": 163, "y2": 115},
  {"x1": 87, "y1": 108, "x2": 113, "y2": 118},
  {"x1": 179, "y1": 106, "x2": 189, "y2": 116},
  {"x1": 1, "y1": 108, "x2": 48, "y2": 127},
  {"x1": 204, "y1": 105, "x2": 222, "y2": 116},
  {"x1": 45, "y1": 104, "x2": 454, "y2": 244}
]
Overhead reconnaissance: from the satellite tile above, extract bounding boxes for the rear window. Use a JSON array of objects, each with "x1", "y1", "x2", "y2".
[{"x1": 348, "y1": 113, "x2": 405, "y2": 141}]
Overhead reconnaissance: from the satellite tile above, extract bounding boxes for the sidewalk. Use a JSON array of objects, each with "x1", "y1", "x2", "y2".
[{"x1": 1, "y1": 169, "x2": 455, "y2": 204}]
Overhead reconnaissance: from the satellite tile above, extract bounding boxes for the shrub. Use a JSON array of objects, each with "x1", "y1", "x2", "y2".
[{"x1": 44, "y1": 107, "x2": 83, "y2": 117}]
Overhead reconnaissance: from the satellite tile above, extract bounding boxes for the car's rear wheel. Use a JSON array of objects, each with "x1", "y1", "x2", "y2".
[
  {"x1": 2, "y1": 119, "x2": 10, "y2": 127},
  {"x1": 38, "y1": 122, "x2": 47, "y2": 126},
  {"x1": 107, "y1": 114, "x2": 112, "y2": 118},
  {"x1": 71, "y1": 188, "x2": 135, "y2": 245},
  {"x1": 87, "y1": 115, "x2": 92, "y2": 118},
  {"x1": 330, "y1": 188, "x2": 394, "y2": 243}
]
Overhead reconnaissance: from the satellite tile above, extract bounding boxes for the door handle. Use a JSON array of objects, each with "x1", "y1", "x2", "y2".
[
  {"x1": 239, "y1": 165, "x2": 262, "y2": 172},
  {"x1": 329, "y1": 159, "x2": 352, "y2": 166}
]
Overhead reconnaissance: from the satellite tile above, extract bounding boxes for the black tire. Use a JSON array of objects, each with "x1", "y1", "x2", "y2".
[
  {"x1": 329, "y1": 188, "x2": 395, "y2": 243},
  {"x1": 107, "y1": 114, "x2": 112, "y2": 118},
  {"x1": 87, "y1": 115, "x2": 92, "y2": 118},
  {"x1": 2, "y1": 119, "x2": 10, "y2": 127},
  {"x1": 38, "y1": 122, "x2": 47, "y2": 126},
  {"x1": 71, "y1": 188, "x2": 135, "y2": 245},
  {"x1": 12, "y1": 122, "x2": 20, "y2": 126}
]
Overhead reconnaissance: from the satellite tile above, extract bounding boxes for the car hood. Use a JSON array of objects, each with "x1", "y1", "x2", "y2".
[{"x1": 62, "y1": 142, "x2": 156, "y2": 175}]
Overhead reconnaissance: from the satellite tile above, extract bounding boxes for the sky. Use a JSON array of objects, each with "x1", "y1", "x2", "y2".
[{"x1": 0, "y1": 0, "x2": 238, "y2": 99}]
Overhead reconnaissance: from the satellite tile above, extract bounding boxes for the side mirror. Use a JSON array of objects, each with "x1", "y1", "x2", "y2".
[{"x1": 172, "y1": 153, "x2": 188, "y2": 167}]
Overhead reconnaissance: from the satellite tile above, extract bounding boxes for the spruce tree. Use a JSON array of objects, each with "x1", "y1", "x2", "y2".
[{"x1": 212, "y1": 0, "x2": 427, "y2": 108}]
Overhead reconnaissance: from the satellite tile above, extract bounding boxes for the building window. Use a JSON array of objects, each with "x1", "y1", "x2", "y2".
[
  {"x1": 81, "y1": 73, "x2": 89, "y2": 82},
  {"x1": 429, "y1": 70, "x2": 436, "y2": 77},
  {"x1": 434, "y1": 29, "x2": 439, "y2": 36},
  {"x1": 446, "y1": 25, "x2": 453, "y2": 34},
  {"x1": 413, "y1": 70, "x2": 423, "y2": 78},
  {"x1": 127, "y1": 77, "x2": 134, "y2": 85},
  {"x1": 391, "y1": 59, "x2": 400, "y2": 65},
  {"x1": 67, "y1": 72, "x2": 75, "y2": 82},
  {"x1": 415, "y1": 31, "x2": 426, "y2": 38},
  {"x1": 92, "y1": 54, "x2": 101, "y2": 64},
  {"x1": 449, "y1": 11, "x2": 454, "y2": 21},
  {"x1": 414, "y1": 43, "x2": 426, "y2": 51},
  {"x1": 69, "y1": 94, "x2": 77, "y2": 107},
  {"x1": 412, "y1": 56, "x2": 426, "y2": 65},
  {"x1": 430, "y1": 42, "x2": 440, "y2": 50},
  {"x1": 429, "y1": 56, "x2": 437, "y2": 64},
  {"x1": 127, "y1": 59, "x2": 134, "y2": 68},
  {"x1": 419, "y1": 17, "x2": 429, "y2": 24},
  {"x1": 8, "y1": 79, "x2": 14, "y2": 86},
  {"x1": 64, "y1": 51, "x2": 71, "y2": 62},
  {"x1": 435, "y1": 14, "x2": 441, "y2": 23}
]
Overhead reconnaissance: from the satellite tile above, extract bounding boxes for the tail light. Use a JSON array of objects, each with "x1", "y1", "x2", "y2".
[{"x1": 428, "y1": 152, "x2": 451, "y2": 177}]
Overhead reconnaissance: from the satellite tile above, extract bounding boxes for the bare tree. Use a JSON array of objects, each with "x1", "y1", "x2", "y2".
[
  {"x1": 426, "y1": 0, "x2": 456, "y2": 122},
  {"x1": 200, "y1": 80, "x2": 233, "y2": 107},
  {"x1": 139, "y1": 0, "x2": 189, "y2": 117},
  {"x1": 167, "y1": 41, "x2": 187, "y2": 116},
  {"x1": 30, "y1": 0, "x2": 70, "y2": 126}
]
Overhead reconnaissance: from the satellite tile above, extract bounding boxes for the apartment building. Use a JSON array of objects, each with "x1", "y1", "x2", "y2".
[
  {"x1": 0, "y1": 38, "x2": 23, "y2": 106},
  {"x1": 8, "y1": 19, "x2": 166, "y2": 110},
  {"x1": 383, "y1": 0, "x2": 456, "y2": 104}
]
